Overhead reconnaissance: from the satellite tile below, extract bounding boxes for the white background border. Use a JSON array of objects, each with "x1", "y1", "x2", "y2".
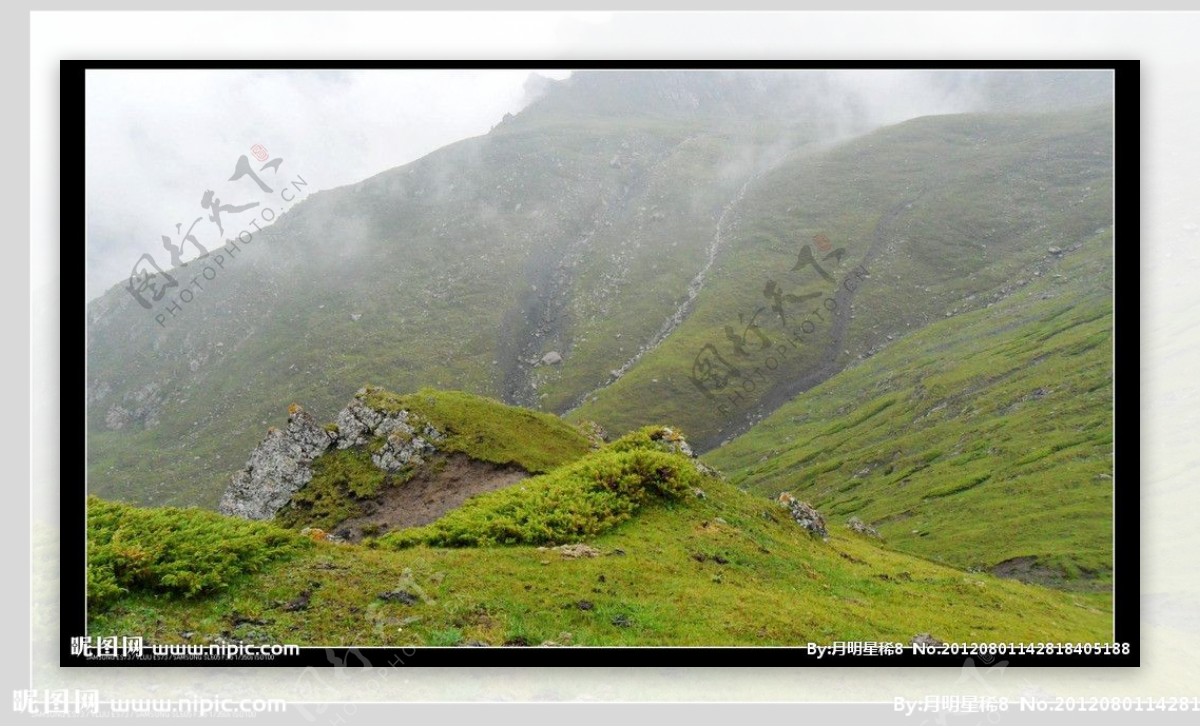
[{"x1": 11, "y1": 5, "x2": 1198, "y2": 725}]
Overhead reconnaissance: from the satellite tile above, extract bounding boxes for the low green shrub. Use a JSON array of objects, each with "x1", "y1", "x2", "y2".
[
  {"x1": 87, "y1": 497, "x2": 311, "y2": 612},
  {"x1": 608, "y1": 425, "x2": 690, "y2": 454},
  {"x1": 380, "y1": 448, "x2": 703, "y2": 548}
]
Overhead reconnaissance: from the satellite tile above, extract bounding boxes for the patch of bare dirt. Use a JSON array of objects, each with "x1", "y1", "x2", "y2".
[
  {"x1": 333, "y1": 454, "x2": 529, "y2": 542},
  {"x1": 991, "y1": 556, "x2": 1063, "y2": 584},
  {"x1": 990, "y1": 555, "x2": 1105, "y2": 592}
]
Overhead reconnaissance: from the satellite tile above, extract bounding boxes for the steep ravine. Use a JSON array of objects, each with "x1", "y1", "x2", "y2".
[
  {"x1": 563, "y1": 151, "x2": 795, "y2": 415},
  {"x1": 497, "y1": 139, "x2": 692, "y2": 408},
  {"x1": 701, "y1": 194, "x2": 924, "y2": 449}
]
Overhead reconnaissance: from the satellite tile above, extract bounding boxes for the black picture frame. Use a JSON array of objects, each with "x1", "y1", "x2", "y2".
[{"x1": 63, "y1": 59, "x2": 1139, "y2": 667}]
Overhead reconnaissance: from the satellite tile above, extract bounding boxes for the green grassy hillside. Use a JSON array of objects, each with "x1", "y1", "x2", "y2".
[
  {"x1": 704, "y1": 226, "x2": 1113, "y2": 588},
  {"x1": 567, "y1": 106, "x2": 1113, "y2": 450},
  {"x1": 89, "y1": 429, "x2": 1110, "y2": 646}
]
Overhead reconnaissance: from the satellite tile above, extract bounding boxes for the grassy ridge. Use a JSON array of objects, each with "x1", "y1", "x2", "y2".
[
  {"x1": 379, "y1": 431, "x2": 702, "y2": 548},
  {"x1": 360, "y1": 388, "x2": 592, "y2": 474}
]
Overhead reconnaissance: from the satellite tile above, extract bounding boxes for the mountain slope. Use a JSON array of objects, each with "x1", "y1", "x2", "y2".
[
  {"x1": 86, "y1": 81, "x2": 820, "y2": 508},
  {"x1": 86, "y1": 93, "x2": 798, "y2": 508},
  {"x1": 703, "y1": 226, "x2": 1113, "y2": 588},
  {"x1": 85, "y1": 72, "x2": 1113, "y2": 510},
  {"x1": 566, "y1": 105, "x2": 1113, "y2": 450}
]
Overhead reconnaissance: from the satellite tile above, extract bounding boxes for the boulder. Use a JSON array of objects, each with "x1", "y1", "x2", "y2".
[
  {"x1": 777, "y1": 493, "x2": 828, "y2": 539},
  {"x1": 539, "y1": 351, "x2": 564, "y2": 366}
]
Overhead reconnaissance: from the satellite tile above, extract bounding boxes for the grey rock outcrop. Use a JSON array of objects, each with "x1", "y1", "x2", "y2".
[
  {"x1": 334, "y1": 395, "x2": 387, "y2": 449},
  {"x1": 221, "y1": 388, "x2": 448, "y2": 519},
  {"x1": 101, "y1": 380, "x2": 164, "y2": 430},
  {"x1": 778, "y1": 493, "x2": 828, "y2": 539},
  {"x1": 219, "y1": 404, "x2": 335, "y2": 520},
  {"x1": 105, "y1": 406, "x2": 132, "y2": 430},
  {"x1": 372, "y1": 426, "x2": 439, "y2": 472}
]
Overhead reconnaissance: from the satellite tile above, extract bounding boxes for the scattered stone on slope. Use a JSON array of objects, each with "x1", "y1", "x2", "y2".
[
  {"x1": 576, "y1": 420, "x2": 608, "y2": 450},
  {"x1": 282, "y1": 591, "x2": 311, "y2": 612},
  {"x1": 847, "y1": 516, "x2": 882, "y2": 539},
  {"x1": 539, "y1": 632, "x2": 574, "y2": 647},
  {"x1": 538, "y1": 351, "x2": 564, "y2": 366},
  {"x1": 777, "y1": 493, "x2": 828, "y2": 539},
  {"x1": 218, "y1": 404, "x2": 335, "y2": 520},
  {"x1": 912, "y1": 633, "x2": 944, "y2": 647},
  {"x1": 649, "y1": 426, "x2": 694, "y2": 456},
  {"x1": 554, "y1": 543, "x2": 601, "y2": 559}
]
